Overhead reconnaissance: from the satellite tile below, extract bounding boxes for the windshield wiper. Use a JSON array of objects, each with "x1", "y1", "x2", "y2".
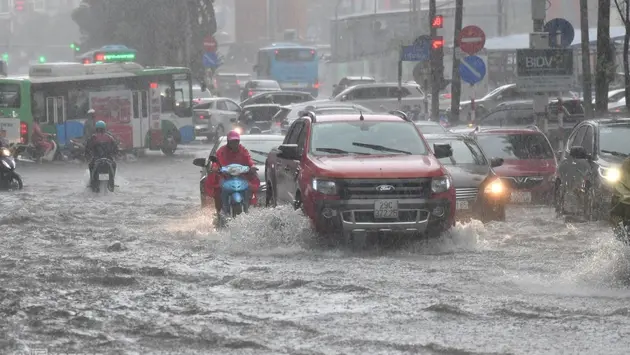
[
  {"x1": 315, "y1": 147, "x2": 369, "y2": 155},
  {"x1": 601, "y1": 149, "x2": 629, "y2": 157},
  {"x1": 352, "y1": 142, "x2": 412, "y2": 155}
]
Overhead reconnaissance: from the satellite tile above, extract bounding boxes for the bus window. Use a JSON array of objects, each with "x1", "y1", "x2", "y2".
[
  {"x1": 173, "y1": 77, "x2": 192, "y2": 118},
  {"x1": 158, "y1": 79, "x2": 174, "y2": 113},
  {"x1": 32, "y1": 90, "x2": 45, "y2": 121},
  {"x1": 46, "y1": 97, "x2": 55, "y2": 124},
  {"x1": 274, "y1": 48, "x2": 316, "y2": 62},
  {"x1": 0, "y1": 84, "x2": 20, "y2": 108}
]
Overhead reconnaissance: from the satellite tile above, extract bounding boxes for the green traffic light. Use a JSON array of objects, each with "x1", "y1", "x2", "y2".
[
  {"x1": 38, "y1": 56, "x2": 46, "y2": 63},
  {"x1": 70, "y1": 43, "x2": 75, "y2": 49},
  {"x1": 75, "y1": 47, "x2": 80, "y2": 52},
  {"x1": 1, "y1": 53, "x2": 8, "y2": 61}
]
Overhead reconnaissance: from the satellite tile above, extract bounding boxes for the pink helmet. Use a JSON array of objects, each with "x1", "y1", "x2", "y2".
[{"x1": 227, "y1": 130, "x2": 241, "y2": 141}]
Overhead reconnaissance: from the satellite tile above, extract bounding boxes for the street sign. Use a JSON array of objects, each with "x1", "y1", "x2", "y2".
[
  {"x1": 544, "y1": 18, "x2": 575, "y2": 48},
  {"x1": 401, "y1": 35, "x2": 431, "y2": 62},
  {"x1": 459, "y1": 55, "x2": 486, "y2": 85},
  {"x1": 203, "y1": 35, "x2": 217, "y2": 52},
  {"x1": 516, "y1": 48, "x2": 574, "y2": 92},
  {"x1": 202, "y1": 52, "x2": 220, "y2": 68},
  {"x1": 413, "y1": 62, "x2": 431, "y2": 85},
  {"x1": 458, "y1": 25, "x2": 486, "y2": 55}
]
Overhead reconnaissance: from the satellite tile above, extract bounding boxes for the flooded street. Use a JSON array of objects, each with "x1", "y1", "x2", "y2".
[{"x1": 2, "y1": 147, "x2": 630, "y2": 355}]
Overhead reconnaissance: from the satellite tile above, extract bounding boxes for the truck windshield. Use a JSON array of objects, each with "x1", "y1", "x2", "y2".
[
  {"x1": 310, "y1": 121, "x2": 427, "y2": 156},
  {"x1": 476, "y1": 133, "x2": 554, "y2": 160}
]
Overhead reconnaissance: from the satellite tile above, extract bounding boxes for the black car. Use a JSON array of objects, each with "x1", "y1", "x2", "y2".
[
  {"x1": 195, "y1": 134, "x2": 286, "y2": 208},
  {"x1": 214, "y1": 73, "x2": 252, "y2": 99},
  {"x1": 424, "y1": 133, "x2": 508, "y2": 221},
  {"x1": 555, "y1": 118, "x2": 630, "y2": 221},
  {"x1": 240, "y1": 80, "x2": 282, "y2": 102},
  {"x1": 235, "y1": 104, "x2": 282, "y2": 134},
  {"x1": 240, "y1": 91, "x2": 315, "y2": 107},
  {"x1": 332, "y1": 76, "x2": 376, "y2": 97}
]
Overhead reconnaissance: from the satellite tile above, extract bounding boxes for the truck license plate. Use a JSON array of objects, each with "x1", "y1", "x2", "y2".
[
  {"x1": 456, "y1": 200, "x2": 469, "y2": 210},
  {"x1": 374, "y1": 200, "x2": 398, "y2": 219},
  {"x1": 98, "y1": 173, "x2": 110, "y2": 181},
  {"x1": 510, "y1": 191, "x2": 531, "y2": 203}
]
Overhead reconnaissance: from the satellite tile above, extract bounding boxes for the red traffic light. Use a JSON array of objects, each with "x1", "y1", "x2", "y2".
[
  {"x1": 432, "y1": 37, "x2": 444, "y2": 49},
  {"x1": 15, "y1": 0, "x2": 26, "y2": 11},
  {"x1": 432, "y1": 15, "x2": 444, "y2": 28}
]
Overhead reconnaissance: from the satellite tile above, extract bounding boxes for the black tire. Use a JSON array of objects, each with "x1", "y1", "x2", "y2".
[
  {"x1": 231, "y1": 203, "x2": 243, "y2": 218},
  {"x1": 555, "y1": 181, "x2": 568, "y2": 217},
  {"x1": 265, "y1": 184, "x2": 277, "y2": 207},
  {"x1": 481, "y1": 205, "x2": 506, "y2": 223},
  {"x1": 583, "y1": 184, "x2": 597, "y2": 221},
  {"x1": 5, "y1": 172, "x2": 23, "y2": 190}
]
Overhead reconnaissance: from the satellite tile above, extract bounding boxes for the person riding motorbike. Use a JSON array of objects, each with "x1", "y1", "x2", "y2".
[
  {"x1": 82, "y1": 109, "x2": 96, "y2": 142},
  {"x1": 32, "y1": 117, "x2": 53, "y2": 156},
  {"x1": 203, "y1": 130, "x2": 260, "y2": 214},
  {"x1": 85, "y1": 120, "x2": 120, "y2": 178}
]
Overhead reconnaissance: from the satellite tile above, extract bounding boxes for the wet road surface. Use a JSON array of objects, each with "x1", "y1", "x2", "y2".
[{"x1": 2, "y1": 147, "x2": 630, "y2": 355}]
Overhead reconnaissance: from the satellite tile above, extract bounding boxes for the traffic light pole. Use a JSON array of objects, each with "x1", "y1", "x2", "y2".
[{"x1": 428, "y1": 0, "x2": 442, "y2": 121}]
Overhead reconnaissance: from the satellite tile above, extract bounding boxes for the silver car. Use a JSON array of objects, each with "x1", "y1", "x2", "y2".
[
  {"x1": 332, "y1": 82, "x2": 426, "y2": 113},
  {"x1": 193, "y1": 97, "x2": 242, "y2": 141}
]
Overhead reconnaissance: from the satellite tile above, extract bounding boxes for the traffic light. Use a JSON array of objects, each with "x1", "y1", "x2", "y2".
[
  {"x1": 431, "y1": 15, "x2": 443, "y2": 29},
  {"x1": 432, "y1": 36, "x2": 444, "y2": 50},
  {"x1": 70, "y1": 42, "x2": 80, "y2": 52},
  {"x1": 38, "y1": 56, "x2": 46, "y2": 63},
  {"x1": 14, "y1": 0, "x2": 26, "y2": 11},
  {"x1": 2, "y1": 53, "x2": 8, "y2": 61}
]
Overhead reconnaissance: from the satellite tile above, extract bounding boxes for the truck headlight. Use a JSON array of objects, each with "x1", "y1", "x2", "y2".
[
  {"x1": 484, "y1": 179, "x2": 504, "y2": 194},
  {"x1": 431, "y1": 176, "x2": 451, "y2": 193},
  {"x1": 312, "y1": 178, "x2": 337, "y2": 195},
  {"x1": 598, "y1": 166, "x2": 621, "y2": 183}
]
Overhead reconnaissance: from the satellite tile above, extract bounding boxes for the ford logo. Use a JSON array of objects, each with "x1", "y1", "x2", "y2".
[{"x1": 376, "y1": 185, "x2": 395, "y2": 192}]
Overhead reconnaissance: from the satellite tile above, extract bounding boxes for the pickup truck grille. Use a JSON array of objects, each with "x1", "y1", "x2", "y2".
[
  {"x1": 338, "y1": 178, "x2": 431, "y2": 200},
  {"x1": 500, "y1": 176, "x2": 544, "y2": 189},
  {"x1": 456, "y1": 187, "x2": 478, "y2": 200}
]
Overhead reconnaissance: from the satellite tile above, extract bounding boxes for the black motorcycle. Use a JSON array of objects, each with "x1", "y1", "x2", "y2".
[
  {"x1": 90, "y1": 158, "x2": 116, "y2": 193},
  {"x1": 0, "y1": 147, "x2": 23, "y2": 190}
]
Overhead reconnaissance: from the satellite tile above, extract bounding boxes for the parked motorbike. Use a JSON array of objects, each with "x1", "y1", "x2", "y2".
[
  {"x1": 12, "y1": 135, "x2": 64, "y2": 162},
  {"x1": 90, "y1": 157, "x2": 116, "y2": 193},
  {"x1": 62, "y1": 138, "x2": 86, "y2": 161},
  {"x1": 0, "y1": 147, "x2": 23, "y2": 190}
]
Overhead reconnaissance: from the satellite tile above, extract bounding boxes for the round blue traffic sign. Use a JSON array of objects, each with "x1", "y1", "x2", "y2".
[
  {"x1": 459, "y1": 55, "x2": 486, "y2": 85},
  {"x1": 544, "y1": 18, "x2": 575, "y2": 48}
]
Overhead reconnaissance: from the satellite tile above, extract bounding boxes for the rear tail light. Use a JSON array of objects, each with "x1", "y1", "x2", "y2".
[
  {"x1": 236, "y1": 79, "x2": 240, "y2": 85},
  {"x1": 313, "y1": 81, "x2": 320, "y2": 89},
  {"x1": 20, "y1": 121, "x2": 27, "y2": 144},
  {"x1": 248, "y1": 91, "x2": 253, "y2": 96}
]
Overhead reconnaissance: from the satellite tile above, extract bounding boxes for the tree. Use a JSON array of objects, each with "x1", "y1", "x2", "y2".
[
  {"x1": 71, "y1": 0, "x2": 216, "y2": 82},
  {"x1": 614, "y1": 0, "x2": 630, "y2": 111},
  {"x1": 595, "y1": 0, "x2": 615, "y2": 114}
]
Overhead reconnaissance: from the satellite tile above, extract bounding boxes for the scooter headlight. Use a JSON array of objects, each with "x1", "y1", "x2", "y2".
[
  {"x1": 599, "y1": 166, "x2": 621, "y2": 183},
  {"x1": 234, "y1": 126, "x2": 243, "y2": 135},
  {"x1": 0, "y1": 148, "x2": 10, "y2": 157},
  {"x1": 484, "y1": 179, "x2": 505, "y2": 195}
]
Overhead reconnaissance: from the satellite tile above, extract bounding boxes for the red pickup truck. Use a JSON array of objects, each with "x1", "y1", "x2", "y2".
[{"x1": 265, "y1": 111, "x2": 457, "y2": 243}]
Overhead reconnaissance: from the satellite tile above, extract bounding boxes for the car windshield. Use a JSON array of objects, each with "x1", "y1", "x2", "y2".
[
  {"x1": 310, "y1": 121, "x2": 427, "y2": 156},
  {"x1": 599, "y1": 125, "x2": 630, "y2": 156},
  {"x1": 476, "y1": 133, "x2": 554, "y2": 160},
  {"x1": 481, "y1": 85, "x2": 510, "y2": 100},
  {"x1": 416, "y1": 123, "x2": 447, "y2": 134},
  {"x1": 428, "y1": 139, "x2": 486, "y2": 165},
  {"x1": 216, "y1": 139, "x2": 282, "y2": 164}
]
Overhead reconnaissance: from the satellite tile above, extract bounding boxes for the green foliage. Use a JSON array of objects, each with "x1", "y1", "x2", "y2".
[{"x1": 72, "y1": 0, "x2": 216, "y2": 82}]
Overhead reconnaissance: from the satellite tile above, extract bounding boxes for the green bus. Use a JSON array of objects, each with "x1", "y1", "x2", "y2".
[{"x1": 0, "y1": 61, "x2": 194, "y2": 155}]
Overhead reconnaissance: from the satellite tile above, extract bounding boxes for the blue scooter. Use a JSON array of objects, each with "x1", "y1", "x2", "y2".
[{"x1": 208, "y1": 155, "x2": 251, "y2": 218}]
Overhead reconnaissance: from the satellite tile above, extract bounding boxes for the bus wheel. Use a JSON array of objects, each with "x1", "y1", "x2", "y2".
[{"x1": 161, "y1": 134, "x2": 177, "y2": 156}]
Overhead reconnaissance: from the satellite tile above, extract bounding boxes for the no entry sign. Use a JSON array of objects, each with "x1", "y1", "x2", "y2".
[
  {"x1": 458, "y1": 25, "x2": 486, "y2": 55},
  {"x1": 203, "y1": 35, "x2": 217, "y2": 52}
]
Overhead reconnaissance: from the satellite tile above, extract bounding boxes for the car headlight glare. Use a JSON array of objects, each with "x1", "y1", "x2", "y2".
[
  {"x1": 234, "y1": 126, "x2": 243, "y2": 134},
  {"x1": 312, "y1": 178, "x2": 337, "y2": 195},
  {"x1": 484, "y1": 179, "x2": 504, "y2": 194},
  {"x1": 0, "y1": 148, "x2": 10, "y2": 157},
  {"x1": 598, "y1": 167, "x2": 621, "y2": 183},
  {"x1": 431, "y1": 175, "x2": 451, "y2": 193}
]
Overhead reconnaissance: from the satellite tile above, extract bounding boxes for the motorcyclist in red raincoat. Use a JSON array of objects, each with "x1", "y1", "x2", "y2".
[
  {"x1": 32, "y1": 118, "x2": 53, "y2": 156},
  {"x1": 204, "y1": 130, "x2": 260, "y2": 213}
]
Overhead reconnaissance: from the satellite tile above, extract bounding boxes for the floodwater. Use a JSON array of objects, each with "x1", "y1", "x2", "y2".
[{"x1": 2, "y1": 146, "x2": 630, "y2": 355}]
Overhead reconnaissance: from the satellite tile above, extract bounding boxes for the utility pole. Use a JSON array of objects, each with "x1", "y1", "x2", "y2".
[
  {"x1": 530, "y1": 0, "x2": 549, "y2": 134},
  {"x1": 579, "y1": 0, "x2": 593, "y2": 119},
  {"x1": 450, "y1": 0, "x2": 463, "y2": 124},
  {"x1": 429, "y1": 0, "x2": 443, "y2": 121},
  {"x1": 497, "y1": 0, "x2": 504, "y2": 36}
]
